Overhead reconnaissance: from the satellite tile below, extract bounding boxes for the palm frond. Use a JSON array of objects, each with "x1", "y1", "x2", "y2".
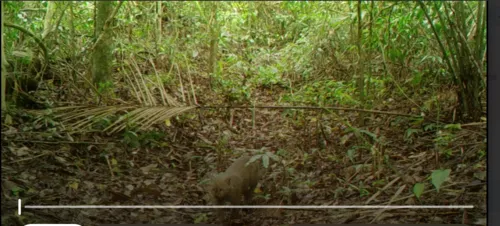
[{"x1": 47, "y1": 105, "x2": 197, "y2": 134}]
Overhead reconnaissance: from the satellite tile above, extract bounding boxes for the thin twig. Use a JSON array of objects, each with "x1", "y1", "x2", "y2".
[
  {"x1": 6, "y1": 152, "x2": 50, "y2": 164},
  {"x1": 5, "y1": 139, "x2": 111, "y2": 145},
  {"x1": 199, "y1": 105, "x2": 420, "y2": 118}
]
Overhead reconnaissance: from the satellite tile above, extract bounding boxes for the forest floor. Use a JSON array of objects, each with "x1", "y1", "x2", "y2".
[{"x1": 1, "y1": 86, "x2": 486, "y2": 226}]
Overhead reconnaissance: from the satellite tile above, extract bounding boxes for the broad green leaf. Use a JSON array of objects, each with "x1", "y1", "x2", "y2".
[
  {"x1": 431, "y1": 169, "x2": 451, "y2": 192},
  {"x1": 413, "y1": 183, "x2": 425, "y2": 199}
]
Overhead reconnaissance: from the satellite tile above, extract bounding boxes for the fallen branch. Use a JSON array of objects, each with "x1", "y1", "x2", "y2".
[{"x1": 199, "y1": 105, "x2": 420, "y2": 118}]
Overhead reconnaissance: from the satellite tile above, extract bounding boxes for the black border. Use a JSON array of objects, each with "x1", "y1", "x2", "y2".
[{"x1": 487, "y1": 0, "x2": 499, "y2": 226}]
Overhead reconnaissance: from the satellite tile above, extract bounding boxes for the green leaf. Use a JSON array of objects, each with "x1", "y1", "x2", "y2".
[
  {"x1": 423, "y1": 123, "x2": 438, "y2": 131},
  {"x1": 412, "y1": 72, "x2": 422, "y2": 85},
  {"x1": 431, "y1": 169, "x2": 451, "y2": 192},
  {"x1": 359, "y1": 129, "x2": 378, "y2": 141},
  {"x1": 444, "y1": 124, "x2": 462, "y2": 130},
  {"x1": 413, "y1": 183, "x2": 425, "y2": 199},
  {"x1": 247, "y1": 155, "x2": 261, "y2": 166},
  {"x1": 262, "y1": 154, "x2": 270, "y2": 168},
  {"x1": 193, "y1": 213, "x2": 208, "y2": 223},
  {"x1": 11, "y1": 187, "x2": 23, "y2": 196},
  {"x1": 266, "y1": 151, "x2": 280, "y2": 162},
  {"x1": 347, "y1": 148, "x2": 356, "y2": 162}
]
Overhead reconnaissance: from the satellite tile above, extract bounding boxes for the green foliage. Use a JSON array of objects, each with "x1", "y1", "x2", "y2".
[
  {"x1": 159, "y1": 73, "x2": 175, "y2": 86},
  {"x1": 255, "y1": 193, "x2": 272, "y2": 202},
  {"x1": 33, "y1": 110, "x2": 58, "y2": 130},
  {"x1": 122, "y1": 130, "x2": 166, "y2": 149},
  {"x1": 478, "y1": 149, "x2": 486, "y2": 159},
  {"x1": 283, "y1": 80, "x2": 358, "y2": 106},
  {"x1": 122, "y1": 130, "x2": 140, "y2": 148},
  {"x1": 413, "y1": 183, "x2": 425, "y2": 199},
  {"x1": 93, "y1": 117, "x2": 113, "y2": 130},
  {"x1": 444, "y1": 123, "x2": 462, "y2": 130},
  {"x1": 276, "y1": 148, "x2": 288, "y2": 157},
  {"x1": 358, "y1": 182, "x2": 370, "y2": 197},
  {"x1": 390, "y1": 117, "x2": 408, "y2": 127},
  {"x1": 278, "y1": 186, "x2": 292, "y2": 198},
  {"x1": 347, "y1": 147, "x2": 356, "y2": 162},
  {"x1": 248, "y1": 149, "x2": 280, "y2": 169},
  {"x1": 371, "y1": 179, "x2": 386, "y2": 187},
  {"x1": 365, "y1": 77, "x2": 387, "y2": 98},
  {"x1": 300, "y1": 179, "x2": 317, "y2": 189},
  {"x1": 11, "y1": 186, "x2": 24, "y2": 197},
  {"x1": 253, "y1": 65, "x2": 287, "y2": 88},
  {"x1": 97, "y1": 81, "x2": 114, "y2": 95},
  {"x1": 433, "y1": 126, "x2": 460, "y2": 158},
  {"x1": 214, "y1": 76, "x2": 252, "y2": 103},
  {"x1": 404, "y1": 128, "x2": 422, "y2": 144},
  {"x1": 423, "y1": 123, "x2": 438, "y2": 132},
  {"x1": 193, "y1": 213, "x2": 208, "y2": 223},
  {"x1": 140, "y1": 131, "x2": 166, "y2": 148},
  {"x1": 431, "y1": 169, "x2": 451, "y2": 192}
]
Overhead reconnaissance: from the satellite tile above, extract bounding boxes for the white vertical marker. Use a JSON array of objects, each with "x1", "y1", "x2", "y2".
[{"x1": 18, "y1": 199, "x2": 21, "y2": 215}]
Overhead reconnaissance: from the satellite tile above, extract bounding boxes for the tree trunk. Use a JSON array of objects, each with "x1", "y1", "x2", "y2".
[
  {"x1": 156, "y1": 1, "x2": 162, "y2": 54},
  {"x1": 1, "y1": 1, "x2": 7, "y2": 110},
  {"x1": 42, "y1": 2, "x2": 56, "y2": 40},
  {"x1": 356, "y1": 0, "x2": 366, "y2": 125},
  {"x1": 92, "y1": 1, "x2": 114, "y2": 87},
  {"x1": 208, "y1": 2, "x2": 219, "y2": 90}
]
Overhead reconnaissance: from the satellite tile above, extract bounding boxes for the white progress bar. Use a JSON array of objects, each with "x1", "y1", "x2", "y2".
[{"x1": 23, "y1": 205, "x2": 474, "y2": 209}]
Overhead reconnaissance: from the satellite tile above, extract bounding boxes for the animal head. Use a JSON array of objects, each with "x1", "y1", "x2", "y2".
[
  {"x1": 209, "y1": 174, "x2": 228, "y2": 203},
  {"x1": 210, "y1": 174, "x2": 240, "y2": 204}
]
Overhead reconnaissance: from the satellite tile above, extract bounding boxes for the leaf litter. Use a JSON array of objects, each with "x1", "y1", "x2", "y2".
[{"x1": 1, "y1": 95, "x2": 486, "y2": 226}]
